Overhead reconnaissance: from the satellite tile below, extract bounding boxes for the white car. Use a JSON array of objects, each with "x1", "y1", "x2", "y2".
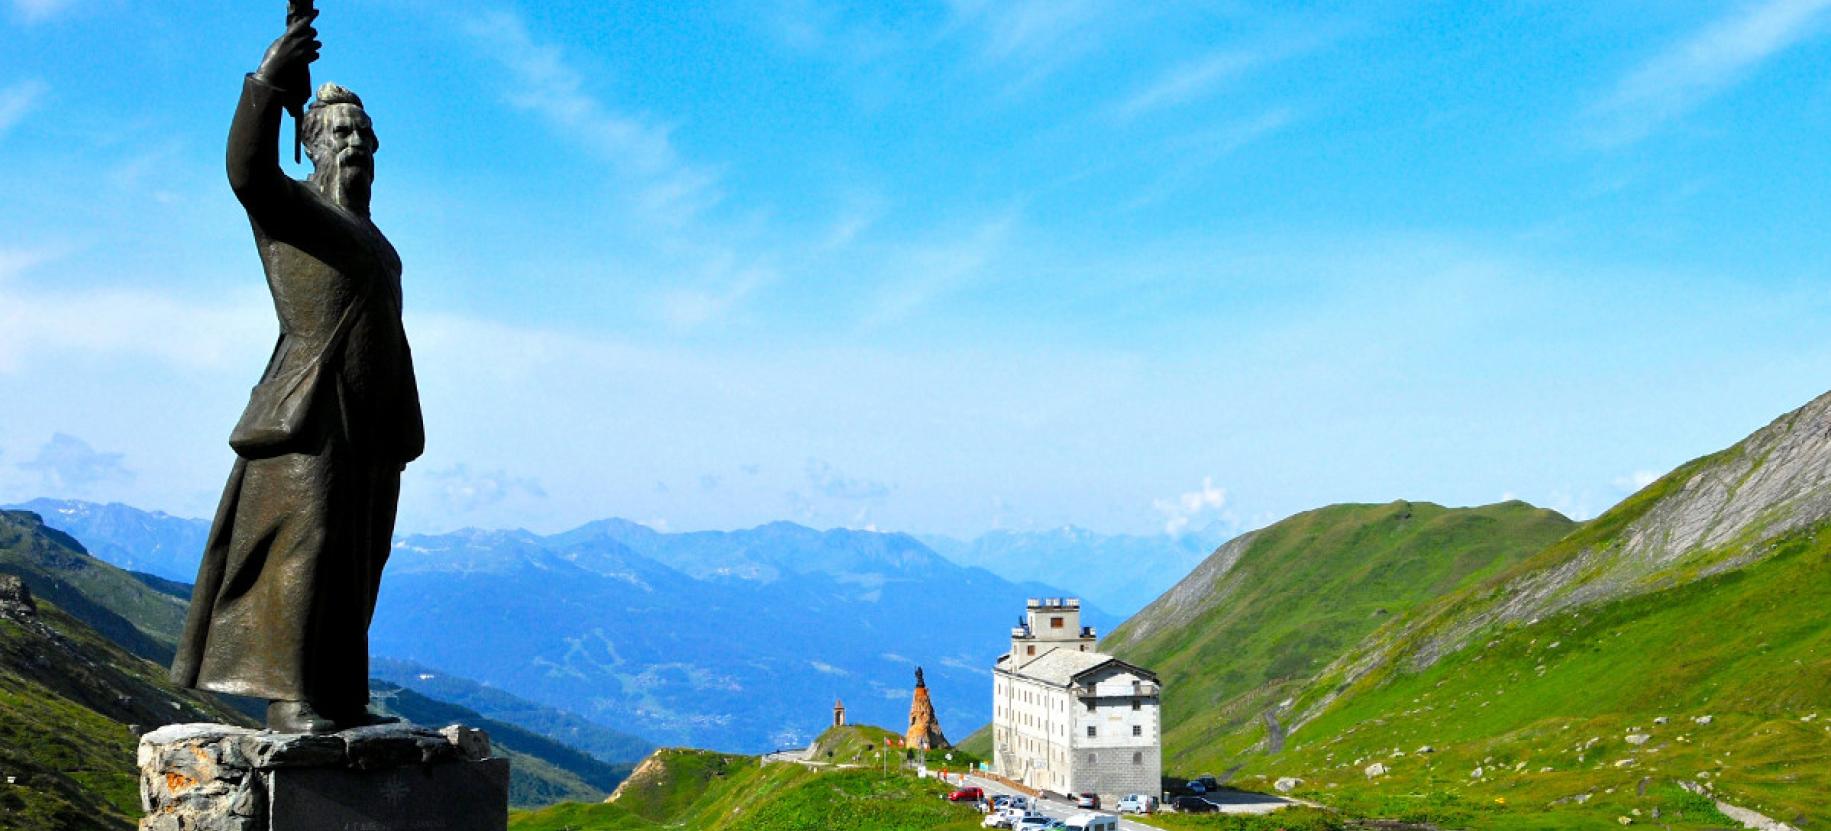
[
  {"x1": 1115, "y1": 793, "x2": 1156, "y2": 814},
  {"x1": 1063, "y1": 814, "x2": 1119, "y2": 831},
  {"x1": 986, "y1": 809, "x2": 1047, "y2": 829},
  {"x1": 1013, "y1": 814, "x2": 1054, "y2": 830}
]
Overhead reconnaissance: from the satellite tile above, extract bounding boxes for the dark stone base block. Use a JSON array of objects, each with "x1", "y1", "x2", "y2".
[{"x1": 138, "y1": 723, "x2": 507, "y2": 831}]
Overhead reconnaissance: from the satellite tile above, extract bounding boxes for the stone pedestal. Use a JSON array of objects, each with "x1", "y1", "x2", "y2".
[{"x1": 138, "y1": 722, "x2": 508, "y2": 831}]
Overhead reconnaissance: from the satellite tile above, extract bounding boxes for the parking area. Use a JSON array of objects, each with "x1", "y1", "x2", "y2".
[{"x1": 953, "y1": 773, "x2": 1296, "y2": 827}]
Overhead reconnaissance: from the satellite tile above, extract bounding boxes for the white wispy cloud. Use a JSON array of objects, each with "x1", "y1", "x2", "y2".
[
  {"x1": 1123, "y1": 108, "x2": 1295, "y2": 209},
  {"x1": 1116, "y1": 51, "x2": 1264, "y2": 120},
  {"x1": 1585, "y1": 0, "x2": 1831, "y2": 146},
  {"x1": 0, "y1": 80, "x2": 48, "y2": 138},
  {"x1": 944, "y1": 0, "x2": 1119, "y2": 88},
  {"x1": 1154, "y1": 476, "x2": 1227, "y2": 536},
  {"x1": 855, "y1": 214, "x2": 1013, "y2": 331},
  {"x1": 0, "y1": 250, "x2": 271, "y2": 373},
  {"x1": 463, "y1": 10, "x2": 722, "y2": 225},
  {"x1": 18, "y1": 433, "x2": 132, "y2": 494},
  {"x1": 11, "y1": 0, "x2": 74, "y2": 24}
]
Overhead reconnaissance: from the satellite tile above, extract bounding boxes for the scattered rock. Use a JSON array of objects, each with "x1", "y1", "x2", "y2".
[
  {"x1": 1694, "y1": 715, "x2": 1714, "y2": 725},
  {"x1": 1415, "y1": 745, "x2": 1435, "y2": 754},
  {"x1": 1470, "y1": 767, "x2": 1484, "y2": 779},
  {"x1": 0, "y1": 576, "x2": 35, "y2": 619},
  {"x1": 1274, "y1": 777, "x2": 1302, "y2": 793},
  {"x1": 1618, "y1": 816, "x2": 1633, "y2": 825},
  {"x1": 1653, "y1": 716, "x2": 1669, "y2": 725},
  {"x1": 1364, "y1": 763, "x2": 1388, "y2": 778},
  {"x1": 1625, "y1": 733, "x2": 1650, "y2": 746},
  {"x1": 439, "y1": 726, "x2": 491, "y2": 761}
]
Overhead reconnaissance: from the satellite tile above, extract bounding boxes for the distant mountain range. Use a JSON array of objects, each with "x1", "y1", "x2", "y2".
[
  {"x1": 9, "y1": 502, "x2": 1118, "y2": 752},
  {"x1": 921, "y1": 523, "x2": 1231, "y2": 615}
]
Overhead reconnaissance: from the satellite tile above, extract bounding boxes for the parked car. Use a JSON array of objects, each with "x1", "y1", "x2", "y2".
[
  {"x1": 1194, "y1": 774, "x2": 1221, "y2": 791},
  {"x1": 1074, "y1": 792, "x2": 1100, "y2": 809},
  {"x1": 1185, "y1": 780, "x2": 1206, "y2": 795},
  {"x1": 1115, "y1": 793, "x2": 1156, "y2": 814},
  {"x1": 948, "y1": 787, "x2": 986, "y2": 803},
  {"x1": 990, "y1": 795, "x2": 1013, "y2": 810},
  {"x1": 1172, "y1": 795, "x2": 1219, "y2": 813},
  {"x1": 1063, "y1": 813, "x2": 1119, "y2": 831},
  {"x1": 984, "y1": 808, "x2": 1036, "y2": 829},
  {"x1": 987, "y1": 809, "x2": 1050, "y2": 830}
]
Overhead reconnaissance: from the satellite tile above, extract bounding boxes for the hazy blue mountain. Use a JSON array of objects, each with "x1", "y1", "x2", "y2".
[
  {"x1": 920, "y1": 522, "x2": 1232, "y2": 615},
  {"x1": 371, "y1": 657, "x2": 653, "y2": 765},
  {"x1": 373, "y1": 520, "x2": 1112, "y2": 751},
  {"x1": 27, "y1": 500, "x2": 1113, "y2": 753},
  {"x1": 7, "y1": 498, "x2": 209, "y2": 583}
]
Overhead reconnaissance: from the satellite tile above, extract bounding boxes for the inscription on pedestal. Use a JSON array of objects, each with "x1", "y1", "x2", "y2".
[{"x1": 269, "y1": 758, "x2": 508, "y2": 831}]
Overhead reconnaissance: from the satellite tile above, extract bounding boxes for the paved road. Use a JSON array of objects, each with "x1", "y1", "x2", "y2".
[{"x1": 956, "y1": 773, "x2": 1295, "y2": 827}]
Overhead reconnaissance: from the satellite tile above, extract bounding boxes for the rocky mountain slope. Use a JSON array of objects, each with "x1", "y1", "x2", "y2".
[{"x1": 1157, "y1": 390, "x2": 1831, "y2": 828}]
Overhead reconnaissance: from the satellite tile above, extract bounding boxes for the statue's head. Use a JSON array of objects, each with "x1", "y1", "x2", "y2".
[{"x1": 302, "y1": 83, "x2": 378, "y2": 199}]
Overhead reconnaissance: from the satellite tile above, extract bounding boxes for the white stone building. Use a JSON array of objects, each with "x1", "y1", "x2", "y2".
[{"x1": 991, "y1": 598, "x2": 1161, "y2": 800}]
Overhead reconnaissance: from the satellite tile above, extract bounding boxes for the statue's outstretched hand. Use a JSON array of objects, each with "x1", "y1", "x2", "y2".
[{"x1": 256, "y1": 10, "x2": 320, "y2": 94}]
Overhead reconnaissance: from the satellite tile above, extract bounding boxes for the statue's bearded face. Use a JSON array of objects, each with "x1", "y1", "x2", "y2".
[{"x1": 306, "y1": 104, "x2": 378, "y2": 186}]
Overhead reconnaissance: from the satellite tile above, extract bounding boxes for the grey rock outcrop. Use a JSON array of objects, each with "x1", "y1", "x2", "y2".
[
  {"x1": 139, "y1": 722, "x2": 506, "y2": 831},
  {"x1": 0, "y1": 575, "x2": 35, "y2": 619}
]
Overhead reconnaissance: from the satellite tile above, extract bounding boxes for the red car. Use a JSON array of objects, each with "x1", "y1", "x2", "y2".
[{"x1": 947, "y1": 787, "x2": 985, "y2": 802}]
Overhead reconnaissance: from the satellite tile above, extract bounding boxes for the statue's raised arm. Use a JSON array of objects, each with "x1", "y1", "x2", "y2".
[{"x1": 226, "y1": 9, "x2": 319, "y2": 205}]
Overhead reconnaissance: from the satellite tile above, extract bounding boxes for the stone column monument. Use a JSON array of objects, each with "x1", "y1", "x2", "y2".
[{"x1": 141, "y1": 4, "x2": 507, "y2": 828}]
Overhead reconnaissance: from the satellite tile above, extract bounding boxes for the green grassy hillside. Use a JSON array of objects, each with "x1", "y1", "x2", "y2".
[
  {"x1": 1103, "y1": 500, "x2": 1575, "y2": 776},
  {"x1": 1182, "y1": 390, "x2": 1831, "y2": 828},
  {"x1": 1230, "y1": 522, "x2": 1828, "y2": 829},
  {"x1": 0, "y1": 588, "x2": 252, "y2": 831},
  {"x1": 809, "y1": 724, "x2": 899, "y2": 765},
  {"x1": 512, "y1": 742, "x2": 983, "y2": 831},
  {"x1": 0, "y1": 510, "x2": 189, "y2": 664}
]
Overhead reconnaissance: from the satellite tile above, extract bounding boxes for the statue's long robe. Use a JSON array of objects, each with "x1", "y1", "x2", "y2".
[{"x1": 171, "y1": 74, "x2": 423, "y2": 717}]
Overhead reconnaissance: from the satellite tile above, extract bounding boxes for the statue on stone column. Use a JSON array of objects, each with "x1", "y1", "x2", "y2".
[{"x1": 172, "y1": 2, "x2": 424, "y2": 734}]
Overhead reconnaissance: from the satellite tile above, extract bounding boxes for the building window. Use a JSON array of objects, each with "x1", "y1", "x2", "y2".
[
  {"x1": 1027, "y1": 645, "x2": 1036, "y2": 656},
  {"x1": 1085, "y1": 700, "x2": 1095, "y2": 712},
  {"x1": 1087, "y1": 753, "x2": 1097, "y2": 764},
  {"x1": 1132, "y1": 725, "x2": 1142, "y2": 737},
  {"x1": 1131, "y1": 699, "x2": 1140, "y2": 711},
  {"x1": 1050, "y1": 616, "x2": 1064, "y2": 628},
  {"x1": 1133, "y1": 752, "x2": 1143, "y2": 765},
  {"x1": 1087, "y1": 725, "x2": 1096, "y2": 737}
]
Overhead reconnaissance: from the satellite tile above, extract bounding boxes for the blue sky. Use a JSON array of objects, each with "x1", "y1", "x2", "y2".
[{"x1": 2, "y1": 0, "x2": 1829, "y2": 539}]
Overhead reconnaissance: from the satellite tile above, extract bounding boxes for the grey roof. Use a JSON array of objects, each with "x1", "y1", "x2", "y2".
[{"x1": 1004, "y1": 647, "x2": 1114, "y2": 685}]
